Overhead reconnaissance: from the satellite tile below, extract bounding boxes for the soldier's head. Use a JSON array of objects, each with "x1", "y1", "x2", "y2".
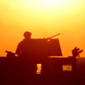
[{"x1": 23, "y1": 31, "x2": 32, "y2": 39}]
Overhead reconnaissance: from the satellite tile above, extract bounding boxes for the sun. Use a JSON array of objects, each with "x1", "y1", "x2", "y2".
[
  {"x1": 42, "y1": 0, "x2": 62, "y2": 6},
  {"x1": 10, "y1": 0, "x2": 64, "y2": 9},
  {"x1": 9, "y1": 0, "x2": 75, "y2": 13}
]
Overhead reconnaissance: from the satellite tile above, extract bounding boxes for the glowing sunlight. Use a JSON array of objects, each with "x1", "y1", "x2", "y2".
[{"x1": 0, "y1": 0, "x2": 85, "y2": 56}]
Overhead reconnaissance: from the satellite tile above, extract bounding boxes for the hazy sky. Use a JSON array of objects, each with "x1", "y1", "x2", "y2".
[{"x1": 0, "y1": 0, "x2": 85, "y2": 57}]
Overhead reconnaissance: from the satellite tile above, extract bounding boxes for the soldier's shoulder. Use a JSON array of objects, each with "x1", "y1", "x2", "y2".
[{"x1": 18, "y1": 40, "x2": 25, "y2": 44}]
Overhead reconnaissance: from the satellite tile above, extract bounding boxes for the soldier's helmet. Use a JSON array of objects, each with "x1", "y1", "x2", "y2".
[{"x1": 23, "y1": 31, "x2": 32, "y2": 38}]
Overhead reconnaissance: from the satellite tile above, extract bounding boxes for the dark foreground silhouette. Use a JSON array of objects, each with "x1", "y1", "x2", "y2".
[
  {"x1": 0, "y1": 54, "x2": 84, "y2": 85},
  {"x1": 0, "y1": 31, "x2": 84, "y2": 85}
]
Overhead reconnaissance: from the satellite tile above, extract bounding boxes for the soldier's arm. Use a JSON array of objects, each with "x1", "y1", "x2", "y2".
[
  {"x1": 16, "y1": 43, "x2": 22, "y2": 56},
  {"x1": 72, "y1": 47, "x2": 83, "y2": 58}
]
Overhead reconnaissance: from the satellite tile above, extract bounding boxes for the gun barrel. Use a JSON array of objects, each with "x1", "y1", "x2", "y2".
[{"x1": 47, "y1": 33, "x2": 61, "y2": 40}]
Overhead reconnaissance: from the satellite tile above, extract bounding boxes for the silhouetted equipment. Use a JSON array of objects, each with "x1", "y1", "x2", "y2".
[
  {"x1": 46, "y1": 33, "x2": 61, "y2": 40},
  {"x1": 0, "y1": 57, "x2": 79, "y2": 85},
  {"x1": 5, "y1": 50, "x2": 15, "y2": 57},
  {"x1": 0, "y1": 37, "x2": 84, "y2": 85},
  {"x1": 30, "y1": 38, "x2": 62, "y2": 58}
]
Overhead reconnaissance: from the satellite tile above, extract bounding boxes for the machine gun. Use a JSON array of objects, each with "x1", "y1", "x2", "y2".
[{"x1": 46, "y1": 33, "x2": 61, "y2": 40}]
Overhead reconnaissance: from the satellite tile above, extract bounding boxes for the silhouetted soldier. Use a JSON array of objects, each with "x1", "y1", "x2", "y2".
[
  {"x1": 72, "y1": 47, "x2": 83, "y2": 58},
  {"x1": 71, "y1": 47, "x2": 83, "y2": 84},
  {"x1": 72, "y1": 47, "x2": 83, "y2": 72},
  {"x1": 16, "y1": 31, "x2": 37, "y2": 84},
  {"x1": 16, "y1": 31, "x2": 33, "y2": 58}
]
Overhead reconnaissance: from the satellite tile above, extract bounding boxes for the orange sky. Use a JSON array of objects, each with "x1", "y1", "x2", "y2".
[{"x1": 0, "y1": 0, "x2": 85, "y2": 57}]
